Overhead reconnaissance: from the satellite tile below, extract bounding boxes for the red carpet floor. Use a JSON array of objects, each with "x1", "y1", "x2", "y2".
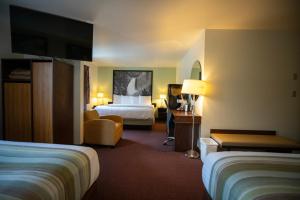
[{"x1": 90, "y1": 123, "x2": 210, "y2": 200}]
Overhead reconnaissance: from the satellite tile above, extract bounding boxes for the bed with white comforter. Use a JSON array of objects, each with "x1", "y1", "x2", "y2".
[{"x1": 95, "y1": 104, "x2": 155, "y2": 125}]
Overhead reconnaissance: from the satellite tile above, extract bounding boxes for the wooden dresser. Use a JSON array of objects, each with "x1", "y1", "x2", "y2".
[
  {"x1": 171, "y1": 110, "x2": 201, "y2": 152},
  {"x1": 1, "y1": 59, "x2": 74, "y2": 144}
]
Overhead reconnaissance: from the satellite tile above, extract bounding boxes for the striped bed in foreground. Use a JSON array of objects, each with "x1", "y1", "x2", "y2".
[
  {"x1": 0, "y1": 140, "x2": 100, "y2": 200},
  {"x1": 202, "y1": 151, "x2": 300, "y2": 200}
]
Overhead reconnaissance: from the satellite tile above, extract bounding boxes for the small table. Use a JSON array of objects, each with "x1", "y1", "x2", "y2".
[
  {"x1": 211, "y1": 132, "x2": 300, "y2": 152},
  {"x1": 171, "y1": 110, "x2": 201, "y2": 152}
]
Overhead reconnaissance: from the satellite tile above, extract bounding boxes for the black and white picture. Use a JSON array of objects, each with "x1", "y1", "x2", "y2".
[{"x1": 113, "y1": 70, "x2": 153, "y2": 96}]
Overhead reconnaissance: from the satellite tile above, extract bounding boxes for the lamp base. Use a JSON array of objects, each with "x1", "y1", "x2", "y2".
[{"x1": 185, "y1": 149, "x2": 200, "y2": 159}]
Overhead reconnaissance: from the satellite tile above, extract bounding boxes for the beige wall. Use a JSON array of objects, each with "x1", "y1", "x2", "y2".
[
  {"x1": 177, "y1": 30, "x2": 205, "y2": 116},
  {"x1": 202, "y1": 30, "x2": 300, "y2": 141},
  {"x1": 73, "y1": 61, "x2": 99, "y2": 144},
  {"x1": 72, "y1": 61, "x2": 84, "y2": 144},
  {"x1": 176, "y1": 30, "x2": 205, "y2": 83}
]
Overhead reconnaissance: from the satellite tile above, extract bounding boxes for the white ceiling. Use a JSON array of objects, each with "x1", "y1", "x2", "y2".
[{"x1": 2, "y1": 0, "x2": 300, "y2": 67}]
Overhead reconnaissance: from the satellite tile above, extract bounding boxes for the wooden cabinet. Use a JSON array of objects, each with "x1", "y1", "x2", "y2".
[
  {"x1": 171, "y1": 110, "x2": 201, "y2": 152},
  {"x1": 32, "y1": 62, "x2": 53, "y2": 143},
  {"x1": 2, "y1": 59, "x2": 74, "y2": 144},
  {"x1": 4, "y1": 83, "x2": 32, "y2": 142},
  {"x1": 52, "y1": 61, "x2": 74, "y2": 144}
]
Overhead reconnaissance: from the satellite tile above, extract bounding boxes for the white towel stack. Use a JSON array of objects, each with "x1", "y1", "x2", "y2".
[{"x1": 9, "y1": 69, "x2": 31, "y2": 80}]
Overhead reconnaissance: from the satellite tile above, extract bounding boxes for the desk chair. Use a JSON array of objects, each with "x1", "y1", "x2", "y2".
[{"x1": 163, "y1": 99, "x2": 175, "y2": 145}]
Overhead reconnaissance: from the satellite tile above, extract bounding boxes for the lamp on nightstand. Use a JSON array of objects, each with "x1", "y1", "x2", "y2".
[
  {"x1": 159, "y1": 94, "x2": 166, "y2": 107},
  {"x1": 97, "y1": 92, "x2": 104, "y2": 105},
  {"x1": 91, "y1": 97, "x2": 98, "y2": 109},
  {"x1": 181, "y1": 79, "x2": 207, "y2": 159}
]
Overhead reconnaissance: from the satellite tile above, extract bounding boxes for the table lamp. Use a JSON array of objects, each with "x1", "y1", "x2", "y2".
[
  {"x1": 159, "y1": 94, "x2": 166, "y2": 107},
  {"x1": 97, "y1": 92, "x2": 104, "y2": 105},
  {"x1": 91, "y1": 97, "x2": 98, "y2": 108},
  {"x1": 181, "y1": 79, "x2": 207, "y2": 159}
]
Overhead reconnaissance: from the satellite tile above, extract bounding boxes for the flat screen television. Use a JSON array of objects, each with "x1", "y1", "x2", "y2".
[{"x1": 10, "y1": 5, "x2": 93, "y2": 61}]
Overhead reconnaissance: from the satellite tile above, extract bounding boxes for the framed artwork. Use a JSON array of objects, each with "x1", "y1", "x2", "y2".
[{"x1": 113, "y1": 70, "x2": 153, "y2": 96}]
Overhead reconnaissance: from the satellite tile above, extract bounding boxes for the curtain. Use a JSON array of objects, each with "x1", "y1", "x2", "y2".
[{"x1": 84, "y1": 65, "x2": 90, "y2": 111}]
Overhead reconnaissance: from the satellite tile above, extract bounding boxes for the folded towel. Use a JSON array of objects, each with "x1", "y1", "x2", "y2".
[
  {"x1": 10, "y1": 69, "x2": 31, "y2": 76},
  {"x1": 9, "y1": 74, "x2": 31, "y2": 80}
]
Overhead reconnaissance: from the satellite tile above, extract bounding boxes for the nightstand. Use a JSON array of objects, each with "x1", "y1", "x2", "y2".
[{"x1": 157, "y1": 107, "x2": 167, "y2": 121}]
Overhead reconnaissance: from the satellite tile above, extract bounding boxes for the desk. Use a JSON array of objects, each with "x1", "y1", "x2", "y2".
[{"x1": 171, "y1": 110, "x2": 201, "y2": 152}]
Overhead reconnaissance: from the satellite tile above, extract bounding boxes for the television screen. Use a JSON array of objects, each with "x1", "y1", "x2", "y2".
[{"x1": 10, "y1": 5, "x2": 93, "y2": 61}]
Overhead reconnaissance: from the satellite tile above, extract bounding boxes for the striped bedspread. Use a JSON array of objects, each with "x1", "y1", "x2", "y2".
[
  {"x1": 0, "y1": 142, "x2": 95, "y2": 200},
  {"x1": 202, "y1": 151, "x2": 300, "y2": 200}
]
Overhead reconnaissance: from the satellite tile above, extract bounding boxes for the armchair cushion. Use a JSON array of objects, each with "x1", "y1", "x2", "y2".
[
  {"x1": 84, "y1": 110, "x2": 100, "y2": 121},
  {"x1": 100, "y1": 115, "x2": 123, "y2": 124}
]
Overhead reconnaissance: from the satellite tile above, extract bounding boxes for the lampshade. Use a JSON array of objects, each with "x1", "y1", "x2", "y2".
[
  {"x1": 181, "y1": 79, "x2": 207, "y2": 96},
  {"x1": 97, "y1": 92, "x2": 104, "y2": 98},
  {"x1": 91, "y1": 97, "x2": 98, "y2": 104},
  {"x1": 159, "y1": 94, "x2": 166, "y2": 99}
]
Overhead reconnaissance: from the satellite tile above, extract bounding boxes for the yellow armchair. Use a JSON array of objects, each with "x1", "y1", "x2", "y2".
[
  {"x1": 100, "y1": 115, "x2": 123, "y2": 124},
  {"x1": 84, "y1": 110, "x2": 123, "y2": 146}
]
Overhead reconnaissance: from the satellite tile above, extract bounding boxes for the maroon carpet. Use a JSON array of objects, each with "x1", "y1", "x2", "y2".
[{"x1": 89, "y1": 123, "x2": 210, "y2": 200}]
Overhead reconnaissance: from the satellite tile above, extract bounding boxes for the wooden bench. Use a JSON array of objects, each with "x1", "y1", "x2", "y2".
[{"x1": 210, "y1": 129, "x2": 300, "y2": 152}]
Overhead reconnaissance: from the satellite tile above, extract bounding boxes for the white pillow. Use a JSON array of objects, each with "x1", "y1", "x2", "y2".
[
  {"x1": 132, "y1": 96, "x2": 140, "y2": 104},
  {"x1": 114, "y1": 95, "x2": 151, "y2": 105},
  {"x1": 125, "y1": 96, "x2": 133, "y2": 104},
  {"x1": 121, "y1": 95, "x2": 140, "y2": 104},
  {"x1": 113, "y1": 95, "x2": 122, "y2": 104},
  {"x1": 139, "y1": 96, "x2": 152, "y2": 105}
]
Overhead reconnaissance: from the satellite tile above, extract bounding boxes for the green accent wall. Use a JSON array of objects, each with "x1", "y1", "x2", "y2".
[{"x1": 97, "y1": 67, "x2": 176, "y2": 102}]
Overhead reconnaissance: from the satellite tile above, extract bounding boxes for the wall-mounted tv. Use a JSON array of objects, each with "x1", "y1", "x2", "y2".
[{"x1": 10, "y1": 5, "x2": 93, "y2": 61}]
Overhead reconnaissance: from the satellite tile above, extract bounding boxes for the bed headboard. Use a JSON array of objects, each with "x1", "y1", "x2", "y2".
[
  {"x1": 112, "y1": 70, "x2": 153, "y2": 103},
  {"x1": 210, "y1": 129, "x2": 276, "y2": 135}
]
